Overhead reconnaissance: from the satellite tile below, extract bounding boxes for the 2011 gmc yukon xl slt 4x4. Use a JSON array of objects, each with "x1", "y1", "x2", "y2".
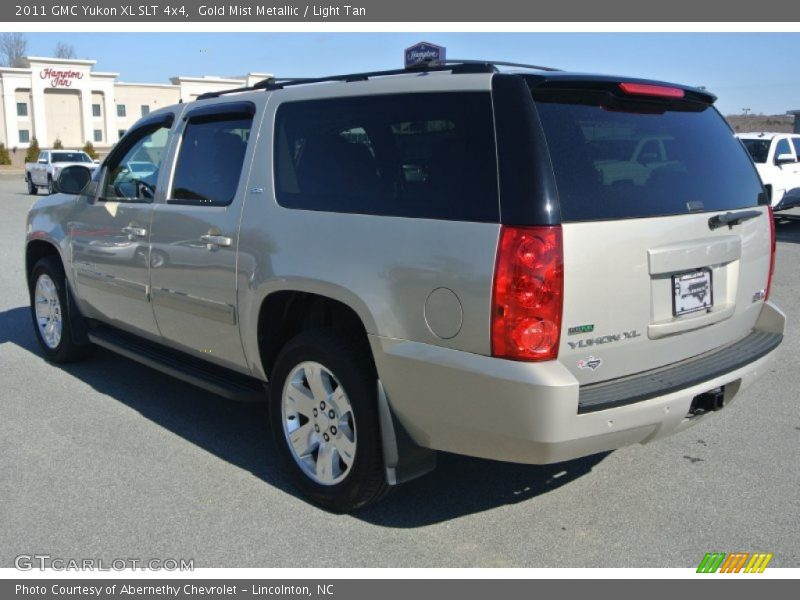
[{"x1": 25, "y1": 62, "x2": 785, "y2": 512}]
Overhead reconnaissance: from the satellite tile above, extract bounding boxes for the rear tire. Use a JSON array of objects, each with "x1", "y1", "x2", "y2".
[
  {"x1": 46, "y1": 176, "x2": 54, "y2": 195},
  {"x1": 27, "y1": 176, "x2": 37, "y2": 195},
  {"x1": 29, "y1": 256, "x2": 94, "y2": 363},
  {"x1": 269, "y1": 329, "x2": 389, "y2": 512}
]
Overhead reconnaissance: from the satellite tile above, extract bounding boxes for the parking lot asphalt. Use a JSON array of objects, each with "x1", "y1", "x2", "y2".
[{"x1": 1, "y1": 177, "x2": 798, "y2": 568}]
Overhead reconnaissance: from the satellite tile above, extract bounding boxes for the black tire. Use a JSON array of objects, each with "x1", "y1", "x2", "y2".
[
  {"x1": 29, "y1": 256, "x2": 94, "y2": 363},
  {"x1": 269, "y1": 329, "x2": 390, "y2": 512},
  {"x1": 46, "y1": 176, "x2": 54, "y2": 195},
  {"x1": 27, "y1": 175, "x2": 37, "y2": 195}
]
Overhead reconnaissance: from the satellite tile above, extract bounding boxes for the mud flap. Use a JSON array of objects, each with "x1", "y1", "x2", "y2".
[{"x1": 377, "y1": 380, "x2": 437, "y2": 486}]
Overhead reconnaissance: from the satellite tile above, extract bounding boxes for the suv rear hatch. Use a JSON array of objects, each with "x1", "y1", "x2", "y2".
[{"x1": 527, "y1": 77, "x2": 773, "y2": 386}]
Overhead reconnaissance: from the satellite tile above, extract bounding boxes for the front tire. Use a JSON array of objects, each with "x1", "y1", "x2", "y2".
[
  {"x1": 270, "y1": 329, "x2": 389, "y2": 512},
  {"x1": 46, "y1": 176, "x2": 54, "y2": 195},
  {"x1": 29, "y1": 256, "x2": 94, "y2": 363}
]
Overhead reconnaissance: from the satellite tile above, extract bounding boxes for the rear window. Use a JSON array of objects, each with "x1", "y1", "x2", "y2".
[
  {"x1": 274, "y1": 92, "x2": 499, "y2": 222},
  {"x1": 533, "y1": 90, "x2": 763, "y2": 222},
  {"x1": 51, "y1": 152, "x2": 91, "y2": 163}
]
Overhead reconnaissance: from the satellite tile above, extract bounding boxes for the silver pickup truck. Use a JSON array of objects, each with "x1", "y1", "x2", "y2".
[
  {"x1": 25, "y1": 62, "x2": 785, "y2": 512},
  {"x1": 26, "y1": 150, "x2": 97, "y2": 195}
]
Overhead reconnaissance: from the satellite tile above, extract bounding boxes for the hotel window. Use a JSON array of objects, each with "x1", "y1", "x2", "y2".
[
  {"x1": 117, "y1": 104, "x2": 126, "y2": 118},
  {"x1": 19, "y1": 129, "x2": 30, "y2": 143},
  {"x1": 93, "y1": 130, "x2": 103, "y2": 143},
  {"x1": 92, "y1": 104, "x2": 102, "y2": 118},
  {"x1": 16, "y1": 102, "x2": 28, "y2": 117},
  {"x1": 140, "y1": 105, "x2": 150, "y2": 117}
]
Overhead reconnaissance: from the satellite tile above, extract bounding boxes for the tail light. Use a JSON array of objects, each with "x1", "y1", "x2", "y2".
[
  {"x1": 766, "y1": 206, "x2": 776, "y2": 300},
  {"x1": 492, "y1": 226, "x2": 563, "y2": 361}
]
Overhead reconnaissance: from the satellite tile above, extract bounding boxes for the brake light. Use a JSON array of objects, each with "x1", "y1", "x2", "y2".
[
  {"x1": 492, "y1": 226, "x2": 563, "y2": 361},
  {"x1": 766, "y1": 206, "x2": 776, "y2": 300},
  {"x1": 619, "y1": 82, "x2": 685, "y2": 99}
]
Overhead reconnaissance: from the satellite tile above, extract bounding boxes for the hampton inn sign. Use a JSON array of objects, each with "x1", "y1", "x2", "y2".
[{"x1": 40, "y1": 67, "x2": 84, "y2": 88}]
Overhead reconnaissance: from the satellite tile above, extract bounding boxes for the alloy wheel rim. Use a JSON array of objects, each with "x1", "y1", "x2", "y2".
[
  {"x1": 34, "y1": 274, "x2": 63, "y2": 349},
  {"x1": 281, "y1": 361, "x2": 357, "y2": 486}
]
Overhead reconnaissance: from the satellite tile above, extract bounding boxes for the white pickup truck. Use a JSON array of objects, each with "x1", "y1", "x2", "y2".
[
  {"x1": 737, "y1": 132, "x2": 800, "y2": 211},
  {"x1": 25, "y1": 150, "x2": 98, "y2": 195}
]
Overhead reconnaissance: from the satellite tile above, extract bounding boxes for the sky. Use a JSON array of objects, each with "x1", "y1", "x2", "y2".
[{"x1": 19, "y1": 32, "x2": 800, "y2": 115}]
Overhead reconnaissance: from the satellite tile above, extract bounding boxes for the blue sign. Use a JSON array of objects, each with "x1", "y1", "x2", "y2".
[{"x1": 405, "y1": 42, "x2": 446, "y2": 68}]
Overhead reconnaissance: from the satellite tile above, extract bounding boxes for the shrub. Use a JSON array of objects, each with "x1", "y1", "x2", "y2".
[
  {"x1": 25, "y1": 137, "x2": 40, "y2": 163},
  {"x1": 0, "y1": 143, "x2": 11, "y2": 165},
  {"x1": 82, "y1": 140, "x2": 98, "y2": 160},
  {"x1": 53, "y1": 138, "x2": 64, "y2": 149}
]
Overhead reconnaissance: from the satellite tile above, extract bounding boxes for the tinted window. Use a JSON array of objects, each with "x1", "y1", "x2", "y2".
[
  {"x1": 52, "y1": 152, "x2": 92, "y2": 163},
  {"x1": 792, "y1": 138, "x2": 800, "y2": 158},
  {"x1": 741, "y1": 139, "x2": 770, "y2": 163},
  {"x1": 533, "y1": 91, "x2": 763, "y2": 221},
  {"x1": 774, "y1": 138, "x2": 793, "y2": 159},
  {"x1": 170, "y1": 115, "x2": 252, "y2": 206},
  {"x1": 274, "y1": 93, "x2": 499, "y2": 222}
]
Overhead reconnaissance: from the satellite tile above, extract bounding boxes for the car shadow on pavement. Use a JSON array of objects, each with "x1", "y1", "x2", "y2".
[
  {"x1": 0, "y1": 304, "x2": 608, "y2": 527},
  {"x1": 775, "y1": 213, "x2": 800, "y2": 244}
]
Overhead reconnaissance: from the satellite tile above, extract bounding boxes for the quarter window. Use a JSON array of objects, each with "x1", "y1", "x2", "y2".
[
  {"x1": 274, "y1": 92, "x2": 499, "y2": 222},
  {"x1": 170, "y1": 114, "x2": 253, "y2": 207}
]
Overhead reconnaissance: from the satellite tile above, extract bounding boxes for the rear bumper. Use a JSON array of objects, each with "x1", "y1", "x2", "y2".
[{"x1": 370, "y1": 301, "x2": 785, "y2": 465}]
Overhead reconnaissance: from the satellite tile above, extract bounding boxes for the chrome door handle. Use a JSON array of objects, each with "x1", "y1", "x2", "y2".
[
  {"x1": 200, "y1": 234, "x2": 232, "y2": 247},
  {"x1": 121, "y1": 225, "x2": 147, "y2": 238}
]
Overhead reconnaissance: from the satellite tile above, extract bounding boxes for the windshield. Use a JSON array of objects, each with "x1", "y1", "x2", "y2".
[
  {"x1": 740, "y1": 139, "x2": 770, "y2": 164},
  {"x1": 533, "y1": 90, "x2": 763, "y2": 221},
  {"x1": 51, "y1": 152, "x2": 91, "y2": 163}
]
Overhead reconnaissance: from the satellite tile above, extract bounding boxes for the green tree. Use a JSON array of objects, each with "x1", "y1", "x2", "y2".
[
  {"x1": 53, "y1": 138, "x2": 64, "y2": 149},
  {"x1": 25, "y1": 137, "x2": 40, "y2": 163},
  {"x1": 82, "y1": 140, "x2": 98, "y2": 160},
  {"x1": 0, "y1": 143, "x2": 10, "y2": 165}
]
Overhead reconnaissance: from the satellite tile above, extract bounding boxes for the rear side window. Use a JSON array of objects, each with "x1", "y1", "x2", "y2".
[
  {"x1": 533, "y1": 90, "x2": 764, "y2": 222},
  {"x1": 741, "y1": 139, "x2": 770, "y2": 164},
  {"x1": 274, "y1": 92, "x2": 499, "y2": 222},
  {"x1": 171, "y1": 115, "x2": 253, "y2": 206}
]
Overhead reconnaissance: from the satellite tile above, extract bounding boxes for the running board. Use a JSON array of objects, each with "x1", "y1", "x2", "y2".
[{"x1": 87, "y1": 326, "x2": 267, "y2": 403}]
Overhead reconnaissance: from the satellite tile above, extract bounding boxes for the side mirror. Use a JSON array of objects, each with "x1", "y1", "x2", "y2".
[
  {"x1": 38, "y1": 159, "x2": 47, "y2": 164},
  {"x1": 775, "y1": 153, "x2": 796, "y2": 165},
  {"x1": 55, "y1": 165, "x2": 93, "y2": 195}
]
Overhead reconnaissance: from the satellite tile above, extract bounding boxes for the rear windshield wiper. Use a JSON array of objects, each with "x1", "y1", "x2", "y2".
[{"x1": 708, "y1": 209, "x2": 763, "y2": 230}]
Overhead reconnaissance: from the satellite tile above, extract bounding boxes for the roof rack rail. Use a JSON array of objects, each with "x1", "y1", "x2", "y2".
[{"x1": 196, "y1": 59, "x2": 560, "y2": 100}]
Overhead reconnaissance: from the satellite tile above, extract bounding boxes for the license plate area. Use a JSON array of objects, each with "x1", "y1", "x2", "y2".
[{"x1": 672, "y1": 269, "x2": 713, "y2": 317}]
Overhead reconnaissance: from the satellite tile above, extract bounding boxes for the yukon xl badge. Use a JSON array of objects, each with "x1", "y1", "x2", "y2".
[
  {"x1": 578, "y1": 356, "x2": 602, "y2": 371},
  {"x1": 567, "y1": 330, "x2": 641, "y2": 350}
]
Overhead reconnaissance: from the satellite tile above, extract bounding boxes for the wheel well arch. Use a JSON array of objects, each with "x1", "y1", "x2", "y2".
[
  {"x1": 25, "y1": 240, "x2": 62, "y2": 287},
  {"x1": 256, "y1": 290, "x2": 373, "y2": 379}
]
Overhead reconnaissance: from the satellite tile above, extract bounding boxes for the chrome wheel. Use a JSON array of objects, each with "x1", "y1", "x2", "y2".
[
  {"x1": 281, "y1": 361, "x2": 357, "y2": 486},
  {"x1": 34, "y1": 274, "x2": 63, "y2": 349}
]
